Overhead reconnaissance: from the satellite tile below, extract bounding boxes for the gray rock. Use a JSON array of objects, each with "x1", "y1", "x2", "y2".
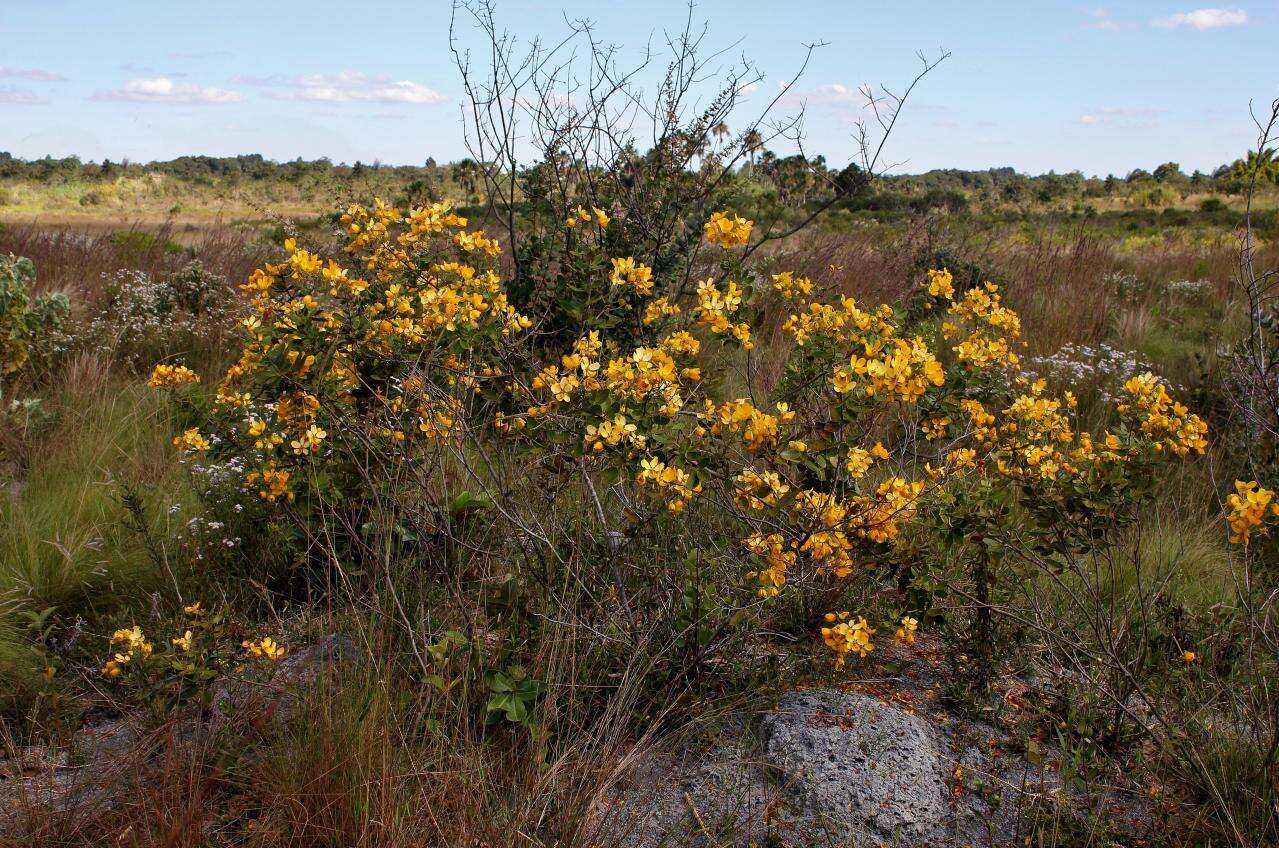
[
  {"x1": 596, "y1": 746, "x2": 774, "y2": 848},
  {"x1": 211, "y1": 633, "x2": 360, "y2": 721},
  {"x1": 762, "y1": 689, "x2": 948, "y2": 846}
]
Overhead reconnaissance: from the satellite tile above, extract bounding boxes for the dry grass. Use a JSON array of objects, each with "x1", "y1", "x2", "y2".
[{"x1": 0, "y1": 222, "x2": 270, "y2": 306}]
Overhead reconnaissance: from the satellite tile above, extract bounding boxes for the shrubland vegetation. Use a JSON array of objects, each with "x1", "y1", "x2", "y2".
[
  {"x1": 2, "y1": 131, "x2": 1276, "y2": 226},
  {"x1": 3, "y1": 7, "x2": 1279, "y2": 847}
]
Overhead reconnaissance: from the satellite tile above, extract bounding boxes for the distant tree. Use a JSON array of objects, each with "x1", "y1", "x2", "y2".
[
  {"x1": 1224, "y1": 148, "x2": 1278, "y2": 193},
  {"x1": 743, "y1": 129, "x2": 763, "y2": 168},
  {"x1": 1153, "y1": 161, "x2": 1185, "y2": 183},
  {"x1": 454, "y1": 158, "x2": 482, "y2": 202}
]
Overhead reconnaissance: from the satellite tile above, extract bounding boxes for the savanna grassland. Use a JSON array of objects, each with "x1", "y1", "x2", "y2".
[{"x1": 3, "y1": 11, "x2": 1279, "y2": 848}]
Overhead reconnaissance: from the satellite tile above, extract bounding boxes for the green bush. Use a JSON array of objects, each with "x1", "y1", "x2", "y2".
[{"x1": 0, "y1": 253, "x2": 70, "y2": 389}]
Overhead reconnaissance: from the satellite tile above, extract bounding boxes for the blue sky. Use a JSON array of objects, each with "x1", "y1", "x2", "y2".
[{"x1": 1, "y1": 1, "x2": 1273, "y2": 176}]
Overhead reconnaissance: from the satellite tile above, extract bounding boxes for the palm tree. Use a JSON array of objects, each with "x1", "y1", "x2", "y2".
[
  {"x1": 454, "y1": 158, "x2": 482, "y2": 203},
  {"x1": 742, "y1": 129, "x2": 763, "y2": 169}
]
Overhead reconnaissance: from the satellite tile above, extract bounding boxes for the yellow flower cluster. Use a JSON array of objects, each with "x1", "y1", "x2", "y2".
[
  {"x1": 603, "y1": 345, "x2": 686, "y2": 409},
  {"x1": 610, "y1": 257, "x2": 655, "y2": 295},
  {"x1": 246, "y1": 465, "x2": 292, "y2": 502},
  {"x1": 416, "y1": 395, "x2": 463, "y2": 441},
  {"x1": 586, "y1": 414, "x2": 644, "y2": 453},
  {"x1": 771, "y1": 271, "x2": 814, "y2": 301},
  {"x1": 643, "y1": 296, "x2": 681, "y2": 325},
  {"x1": 821, "y1": 612, "x2": 875, "y2": 667},
  {"x1": 704, "y1": 211, "x2": 753, "y2": 247},
  {"x1": 734, "y1": 467, "x2": 791, "y2": 510},
  {"x1": 782, "y1": 295, "x2": 892, "y2": 347},
  {"x1": 565, "y1": 205, "x2": 610, "y2": 229},
  {"x1": 706, "y1": 398, "x2": 793, "y2": 452},
  {"x1": 636, "y1": 457, "x2": 701, "y2": 514},
  {"x1": 242, "y1": 636, "x2": 286, "y2": 661},
  {"x1": 695, "y1": 278, "x2": 752, "y2": 347},
  {"x1": 852, "y1": 477, "x2": 927, "y2": 544},
  {"x1": 149, "y1": 363, "x2": 200, "y2": 388},
  {"x1": 895, "y1": 615, "x2": 919, "y2": 645},
  {"x1": 1226, "y1": 480, "x2": 1277, "y2": 544},
  {"x1": 1118, "y1": 372, "x2": 1209, "y2": 456},
  {"x1": 926, "y1": 268, "x2": 954, "y2": 299},
  {"x1": 101, "y1": 625, "x2": 154, "y2": 676},
  {"x1": 188, "y1": 198, "x2": 537, "y2": 504},
  {"x1": 942, "y1": 282, "x2": 1022, "y2": 369},
  {"x1": 173, "y1": 427, "x2": 211, "y2": 453},
  {"x1": 995, "y1": 381, "x2": 1081, "y2": 480},
  {"x1": 831, "y1": 337, "x2": 945, "y2": 401},
  {"x1": 744, "y1": 532, "x2": 796, "y2": 596},
  {"x1": 780, "y1": 294, "x2": 944, "y2": 402},
  {"x1": 844, "y1": 442, "x2": 889, "y2": 478}
]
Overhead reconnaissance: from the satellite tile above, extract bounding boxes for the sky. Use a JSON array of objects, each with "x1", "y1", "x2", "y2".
[{"x1": 1, "y1": 1, "x2": 1274, "y2": 177}]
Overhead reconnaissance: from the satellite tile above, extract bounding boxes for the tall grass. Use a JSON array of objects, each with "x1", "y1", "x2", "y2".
[
  {"x1": 0, "y1": 221, "x2": 269, "y2": 306},
  {"x1": 0, "y1": 355, "x2": 194, "y2": 718}
]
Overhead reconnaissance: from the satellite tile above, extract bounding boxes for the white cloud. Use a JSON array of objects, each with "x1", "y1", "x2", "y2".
[
  {"x1": 0, "y1": 66, "x2": 66, "y2": 82},
  {"x1": 738, "y1": 81, "x2": 759, "y2": 97},
  {"x1": 0, "y1": 86, "x2": 48, "y2": 104},
  {"x1": 1154, "y1": 8, "x2": 1248, "y2": 29},
  {"x1": 1079, "y1": 106, "x2": 1163, "y2": 128},
  {"x1": 93, "y1": 77, "x2": 243, "y2": 104},
  {"x1": 807, "y1": 82, "x2": 870, "y2": 106},
  {"x1": 1085, "y1": 8, "x2": 1123, "y2": 30},
  {"x1": 236, "y1": 71, "x2": 445, "y2": 104}
]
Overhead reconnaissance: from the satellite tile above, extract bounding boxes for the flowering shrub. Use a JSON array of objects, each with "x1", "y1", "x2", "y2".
[
  {"x1": 100, "y1": 602, "x2": 285, "y2": 710},
  {"x1": 163, "y1": 203, "x2": 1211, "y2": 671}
]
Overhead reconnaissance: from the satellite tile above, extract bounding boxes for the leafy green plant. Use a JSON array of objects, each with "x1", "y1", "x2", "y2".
[
  {"x1": 483, "y1": 664, "x2": 543, "y2": 730},
  {"x1": 0, "y1": 253, "x2": 70, "y2": 391}
]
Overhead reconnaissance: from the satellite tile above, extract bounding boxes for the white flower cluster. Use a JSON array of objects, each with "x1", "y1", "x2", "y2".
[
  {"x1": 1102, "y1": 271, "x2": 1141, "y2": 302},
  {"x1": 86, "y1": 262, "x2": 237, "y2": 366},
  {"x1": 1026, "y1": 342, "x2": 1170, "y2": 403},
  {"x1": 1163, "y1": 278, "x2": 1214, "y2": 300}
]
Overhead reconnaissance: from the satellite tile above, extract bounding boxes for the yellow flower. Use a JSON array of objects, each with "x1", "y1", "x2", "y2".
[
  {"x1": 704, "y1": 211, "x2": 753, "y2": 248},
  {"x1": 243, "y1": 636, "x2": 286, "y2": 662},
  {"x1": 820, "y1": 612, "x2": 875, "y2": 667},
  {"x1": 609, "y1": 257, "x2": 654, "y2": 295},
  {"x1": 246, "y1": 465, "x2": 292, "y2": 502},
  {"x1": 173, "y1": 428, "x2": 211, "y2": 453},
  {"x1": 172, "y1": 630, "x2": 193, "y2": 652},
  {"x1": 895, "y1": 616, "x2": 919, "y2": 646},
  {"x1": 109, "y1": 625, "x2": 153, "y2": 659},
  {"x1": 771, "y1": 271, "x2": 813, "y2": 300},
  {"x1": 290, "y1": 424, "x2": 328, "y2": 455},
  {"x1": 184, "y1": 601, "x2": 203, "y2": 616},
  {"x1": 922, "y1": 417, "x2": 951, "y2": 440},
  {"x1": 1183, "y1": 650, "x2": 1196, "y2": 663},
  {"x1": 1226, "y1": 480, "x2": 1274, "y2": 544},
  {"x1": 925, "y1": 268, "x2": 954, "y2": 299},
  {"x1": 149, "y1": 363, "x2": 200, "y2": 388}
]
